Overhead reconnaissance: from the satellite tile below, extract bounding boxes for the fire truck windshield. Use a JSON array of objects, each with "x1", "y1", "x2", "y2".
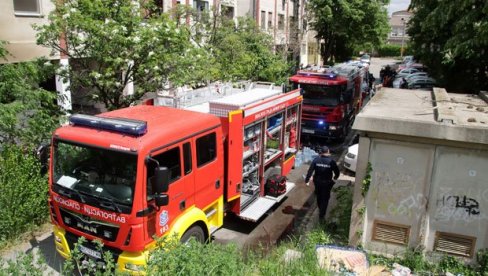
[
  {"x1": 300, "y1": 84, "x2": 341, "y2": 107},
  {"x1": 52, "y1": 140, "x2": 137, "y2": 214}
]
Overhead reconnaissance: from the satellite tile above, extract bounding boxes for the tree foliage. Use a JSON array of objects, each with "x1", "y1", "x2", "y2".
[
  {"x1": 307, "y1": 0, "x2": 390, "y2": 63},
  {"x1": 35, "y1": 0, "x2": 211, "y2": 110},
  {"x1": 408, "y1": 0, "x2": 488, "y2": 92},
  {"x1": 209, "y1": 17, "x2": 291, "y2": 84},
  {"x1": 183, "y1": 4, "x2": 291, "y2": 84},
  {"x1": 0, "y1": 41, "x2": 60, "y2": 148}
]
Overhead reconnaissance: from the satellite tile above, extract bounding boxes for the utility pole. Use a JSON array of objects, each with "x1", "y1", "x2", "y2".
[{"x1": 400, "y1": 17, "x2": 405, "y2": 58}]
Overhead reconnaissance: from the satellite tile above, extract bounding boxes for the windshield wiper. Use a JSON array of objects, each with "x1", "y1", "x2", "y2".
[
  {"x1": 56, "y1": 185, "x2": 86, "y2": 204},
  {"x1": 97, "y1": 195, "x2": 122, "y2": 213}
]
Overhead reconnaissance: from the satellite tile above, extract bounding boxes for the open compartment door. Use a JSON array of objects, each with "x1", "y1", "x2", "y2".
[{"x1": 225, "y1": 110, "x2": 244, "y2": 203}]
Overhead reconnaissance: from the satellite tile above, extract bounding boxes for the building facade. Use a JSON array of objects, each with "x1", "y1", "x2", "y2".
[
  {"x1": 387, "y1": 10, "x2": 412, "y2": 46},
  {"x1": 0, "y1": 0, "x2": 57, "y2": 63}
]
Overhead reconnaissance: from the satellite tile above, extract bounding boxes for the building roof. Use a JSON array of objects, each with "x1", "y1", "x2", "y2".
[{"x1": 353, "y1": 88, "x2": 488, "y2": 145}]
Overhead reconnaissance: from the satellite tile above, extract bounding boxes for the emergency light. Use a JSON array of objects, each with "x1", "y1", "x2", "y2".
[
  {"x1": 298, "y1": 71, "x2": 337, "y2": 79},
  {"x1": 69, "y1": 114, "x2": 147, "y2": 136}
]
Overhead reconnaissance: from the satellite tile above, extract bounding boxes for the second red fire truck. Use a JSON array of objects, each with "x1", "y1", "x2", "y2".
[{"x1": 289, "y1": 64, "x2": 366, "y2": 141}]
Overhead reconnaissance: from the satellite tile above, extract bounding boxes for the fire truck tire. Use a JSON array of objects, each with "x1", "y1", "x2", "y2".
[{"x1": 181, "y1": 225, "x2": 205, "y2": 244}]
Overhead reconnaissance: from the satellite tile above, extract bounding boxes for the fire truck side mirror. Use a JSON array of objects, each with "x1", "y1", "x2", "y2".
[
  {"x1": 153, "y1": 167, "x2": 170, "y2": 194},
  {"x1": 155, "y1": 194, "x2": 169, "y2": 207}
]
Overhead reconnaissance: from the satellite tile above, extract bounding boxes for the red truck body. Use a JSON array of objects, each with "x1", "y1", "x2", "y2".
[
  {"x1": 49, "y1": 88, "x2": 302, "y2": 272},
  {"x1": 289, "y1": 65, "x2": 364, "y2": 140}
]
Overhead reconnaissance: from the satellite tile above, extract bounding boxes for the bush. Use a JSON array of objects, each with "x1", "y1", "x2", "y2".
[
  {"x1": 377, "y1": 44, "x2": 412, "y2": 57},
  {"x1": 0, "y1": 145, "x2": 48, "y2": 244}
]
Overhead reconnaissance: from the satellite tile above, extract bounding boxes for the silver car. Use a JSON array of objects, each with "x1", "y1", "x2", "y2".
[{"x1": 408, "y1": 77, "x2": 436, "y2": 90}]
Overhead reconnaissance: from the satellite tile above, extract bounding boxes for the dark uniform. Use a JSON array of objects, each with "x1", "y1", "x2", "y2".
[{"x1": 305, "y1": 146, "x2": 340, "y2": 220}]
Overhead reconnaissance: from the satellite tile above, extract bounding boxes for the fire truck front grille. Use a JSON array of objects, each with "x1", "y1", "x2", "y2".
[
  {"x1": 65, "y1": 231, "x2": 123, "y2": 263},
  {"x1": 60, "y1": 208, "x2": 119, "y2": 242}
]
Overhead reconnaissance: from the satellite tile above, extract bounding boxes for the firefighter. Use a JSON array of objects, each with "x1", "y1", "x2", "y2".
[{"x1": 305, "y1": 146, "x2": 340, "y2": 221}]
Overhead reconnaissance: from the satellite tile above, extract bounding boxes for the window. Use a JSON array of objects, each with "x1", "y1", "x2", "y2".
[
  {"x1": 260, "y1": 11, "x2": 266, "y2": 29},
  {"x1": 268, "y1": 12, "x2": 273, "y2": 29},
  {"x1": 154, "y1": 0, "x2": 164, "y2": 14},
  {"x1": 183, "y1": 142, "x2": 192, "y2": 175},
  {"x1": 196, "y1": 132, "x2": 216, "y2": 167},
  {"x1": 278, "y1": 14, "x2": 284, "y2": 30},
  {"x1": 193, "y1": 0, "x2": 208, "y2": 11},
  {"x1": 222, "y1": 5, "x2": 234, "y2": 19},
  {"x1": 147, "y1": 147, "x2": 181, "y2": 199},
  {"x1": 13, "y1": 0, "x2": 40, "y2": 15}
]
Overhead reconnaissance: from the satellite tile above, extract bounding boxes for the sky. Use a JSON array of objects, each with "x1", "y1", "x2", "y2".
[{"x1": 387, "y1": 0, "x2": 411, "y2": 15}]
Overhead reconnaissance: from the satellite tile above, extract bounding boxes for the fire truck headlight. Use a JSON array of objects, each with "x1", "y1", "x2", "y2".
[
  {"x1": 125, "y1": 263, "x2": 145, "y2": 272},
  {"x1": 329, "y1": 126, "x2": 337, "y2": 130},
  {"x1": 318, "y1": 120, "x2": 324, "y2": 125}
]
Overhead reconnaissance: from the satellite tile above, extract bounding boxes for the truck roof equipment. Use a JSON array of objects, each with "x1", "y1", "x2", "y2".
[{"x1": 69, "y1": 114, "x2": 148, "y2": 136}]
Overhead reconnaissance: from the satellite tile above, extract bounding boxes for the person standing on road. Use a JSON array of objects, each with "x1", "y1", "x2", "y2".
[{"x1": 305, "y1": 146, "x2": 340, "y2": 221}]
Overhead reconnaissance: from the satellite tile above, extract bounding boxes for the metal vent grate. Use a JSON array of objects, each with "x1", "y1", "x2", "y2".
[
  {"x1": 372, "y1": 220, "x2": 410, "y2": 245},
  {"x1": 434, "y1": 232, "x2": 476, "y2": 258}
]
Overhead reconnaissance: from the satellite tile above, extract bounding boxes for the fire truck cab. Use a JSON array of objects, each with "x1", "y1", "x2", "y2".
[{"x1": 289, "y1": 66, "x2": 362, "y2": 140}]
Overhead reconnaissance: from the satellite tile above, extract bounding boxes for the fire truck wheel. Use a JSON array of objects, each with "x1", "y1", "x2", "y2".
[{"x1": 181, "y1": 225, "x2": 205, "y2": 244}]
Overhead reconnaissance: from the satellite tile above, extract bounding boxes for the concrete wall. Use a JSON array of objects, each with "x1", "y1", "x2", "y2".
[
  {"x1": 350, "y1": 134, "x2": 488, "y2": 260},
  {"x1": 426, "y1": 146, "x2": 488, "y2": 254},
  {"x1": 0, "y1": 0, "x2": 57, "y2": 63}
]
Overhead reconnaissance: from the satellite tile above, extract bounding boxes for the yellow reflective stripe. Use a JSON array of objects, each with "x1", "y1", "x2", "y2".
[{"x1": 228, "y1": 109, "x2": 242, "y2": 123}]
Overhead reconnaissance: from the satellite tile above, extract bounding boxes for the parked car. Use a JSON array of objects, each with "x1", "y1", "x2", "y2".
[
  {"x1": 408, "y1": 77, "x2": 436, "y2": 90},
  {"x1": 360, "y1": 54, "x2": 371, "y2": 64},
  {"x1": 344, "y1": 143, "x2": 359, "y2": 172},
  {"x1": 405, "y1": 72, "x2": 429, "y2": 81},
  {"x1": 403, "y1": 55, "x2": 415, "y2": 64},
  {"x1": 396, "y1": 68, "x2": 420, "y2": 78}
]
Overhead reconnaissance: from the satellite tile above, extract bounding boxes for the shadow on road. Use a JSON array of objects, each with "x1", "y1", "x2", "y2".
[{"x1": 25, "y1": 233, "x2": 64, "y2": 274}]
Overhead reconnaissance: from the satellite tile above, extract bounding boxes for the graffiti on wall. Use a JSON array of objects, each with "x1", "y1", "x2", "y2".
[
  {"x1": 434, "y1": 187, "x2": 485, "y2": 223},
  {"x1": 437, "y1": 195, "x2": 480, "y2": 215},
  {"x1": 372, "y1": 171, "x2": 426, "y2": 220}
]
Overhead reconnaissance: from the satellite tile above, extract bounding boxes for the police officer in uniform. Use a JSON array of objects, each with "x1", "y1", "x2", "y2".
[{"x1": 305, "y1": 146, "x2": 340, "y2": 221}]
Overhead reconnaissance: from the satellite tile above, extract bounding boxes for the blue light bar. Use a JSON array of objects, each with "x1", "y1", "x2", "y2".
[
  {"x1": 298, "y1": 71, "x2": 337, "y2": 79},
  {"x1": 69, "y1": 114, "x2": 147, "y2": 136}
]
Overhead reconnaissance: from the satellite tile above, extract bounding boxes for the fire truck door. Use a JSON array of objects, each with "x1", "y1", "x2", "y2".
[
  {"x1": 192, "y1": 130, "x2": 224, "y2": 209},
  {"x1": 147, "y1": 144, "x2": 195, "y2": 237}
]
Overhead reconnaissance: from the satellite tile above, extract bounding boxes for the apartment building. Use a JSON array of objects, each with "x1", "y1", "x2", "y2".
[
  {"x1": 1, "y1": 0, "x2": 310, "y2": 110},
  {"x1": 387, "y1": 10, "x2": 412, "y2": 46}
]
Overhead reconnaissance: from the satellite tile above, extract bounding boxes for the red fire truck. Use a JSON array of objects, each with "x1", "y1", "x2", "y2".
[
  {"x1": 49, "y1": 87, "x2": 302, "y2": 272},
  {"x1": 289, "y1": 64, "x2": 364, "y2": 140}
]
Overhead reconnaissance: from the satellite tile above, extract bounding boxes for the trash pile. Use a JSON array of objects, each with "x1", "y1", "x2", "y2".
[
  {"x1": 282, "y1": 245, "x2": 416, "y2": 276},
  {"x1": 294, "y1": 147, "x2": 319, "y2": 168}
]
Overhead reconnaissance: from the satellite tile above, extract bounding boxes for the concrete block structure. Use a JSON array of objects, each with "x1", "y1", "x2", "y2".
[{"x1": 349, "y1": 88, "x2": 488, "y2": 260}]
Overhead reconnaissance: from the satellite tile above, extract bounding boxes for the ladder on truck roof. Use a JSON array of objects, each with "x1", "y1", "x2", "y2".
[{"x1": 155, "y1": 81, "x2": 284, "y2": 110}]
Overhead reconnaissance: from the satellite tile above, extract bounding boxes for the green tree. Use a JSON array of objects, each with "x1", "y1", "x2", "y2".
[
  {"x1": 307, "y1": 0, "x2": 390, "y2": 63},
  {"x1": 0, "y1": 41, "x2": 60, "y2": 148},
  {"x1": 35, "y1": 0, "x2": 211, "y2": 110},
  {"x1": 183, "y1": 4, "x2": 291, "y2": 84},
  {"x1": 408, "y1": 0, "x2": 488, "y2": 92},
  {"x1": 209, "y1": 17, "x2": 291, "y2": 83}
]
